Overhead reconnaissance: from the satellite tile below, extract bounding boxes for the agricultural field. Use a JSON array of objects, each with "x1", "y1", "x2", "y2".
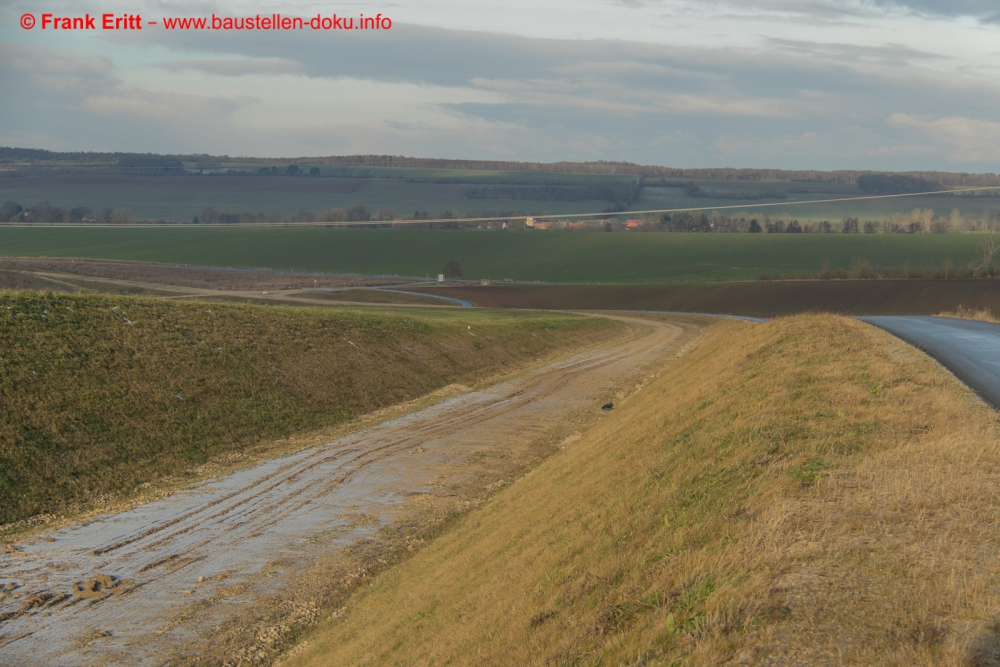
[
  {"x1": 634, "y1": 181, "x2": 1000, "y2": 221},
  {"x1": 0, "y1": 172, "x2": 630, "y2": 222},
  {"x1": 210, "y1": 164, "x2": 638, "y2": 184},
  {"x1": 415, "y1": 280, "x2": 1000, "y2": 317},
  {"x1": 0, "y1": 226, "x2": 990, "y2": 283},
  {"x1": 3, "y1": 164, "x2": 998, "y2": 223}
]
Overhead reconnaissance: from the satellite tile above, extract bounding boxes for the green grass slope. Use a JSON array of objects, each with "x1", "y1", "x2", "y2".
[
  {"x1": 0, "y1": 293, "x2": 620, "y2": 526},
  {"x1": 0, "y1": 227, "x2": 988, "y2": 283}
]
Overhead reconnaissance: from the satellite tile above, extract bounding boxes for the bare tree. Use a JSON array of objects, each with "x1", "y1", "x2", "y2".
[{"x1": 972, "y1": 232, "x2": 1000, "y2": 277}]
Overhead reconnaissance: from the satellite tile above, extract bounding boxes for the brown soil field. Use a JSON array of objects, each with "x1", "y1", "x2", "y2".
[
  {"x1": 416, "y1": 280, "x2": 1000, "y2": 317},
  {"x1": 302, "y1": 289, "x2": 446, "y2": 306},
  {"x1": 2, "y1": 174, "x2": 368, "y2": 194}
]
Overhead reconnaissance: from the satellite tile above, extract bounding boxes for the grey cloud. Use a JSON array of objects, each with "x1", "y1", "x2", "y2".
[
  {"x1": 0, "y1": 41, "x2": 254, "y2": 153},
  {"x1": 106, "y1": 24, "x2": 898, "y2": 107},
  {"x1": 95, "y1": 21, "x2": 1000, "y2": 159},
  {"x1": 153, "y1": 58, "x2": 303, "y2": 76},
  {"x1": 767, "y1": 38, "x2": 945, "y2": 65},
  {"x1": 870, "y1": 0, "x2": 1000, "y2": 20},
  {"x1": 871, "y1": 0, "x2": 993, "y2": 12}
]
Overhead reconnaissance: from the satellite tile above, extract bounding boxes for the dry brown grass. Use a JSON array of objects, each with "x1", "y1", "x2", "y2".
[
  {"x1": 285, "y1": 314, "x2": 1000, "y2": 666},
  {"x1": 938, "y1": 305, "x2": 1000, "y2": 323}
]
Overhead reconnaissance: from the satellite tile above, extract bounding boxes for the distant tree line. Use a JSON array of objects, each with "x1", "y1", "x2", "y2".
[
  {"x1": 642, "y1": 207, "x2": 999, "y2": 234},
  {"x1": 0, "y1": 200, "x2": 133, "y2": 224}
]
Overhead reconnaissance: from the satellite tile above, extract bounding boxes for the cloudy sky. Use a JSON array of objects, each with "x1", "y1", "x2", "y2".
[{"x1": 3, "y1": 0, "x2": 1000, "y2": 170}]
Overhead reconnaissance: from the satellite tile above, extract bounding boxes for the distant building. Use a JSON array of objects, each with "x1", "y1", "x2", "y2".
[
  {"x1": 625, "y1": 219, "x2": 642, "y2": 230},
  {"x1": 525, "y1": 217, "x2": 536, "y2": 228},
  {"x1": 437, "y1": 274, "x2": 445, "y2": 283}
]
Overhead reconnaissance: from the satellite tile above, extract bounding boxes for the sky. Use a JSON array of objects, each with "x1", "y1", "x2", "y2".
[{"x1": 3, "y1": 0, "x2": 1000, "y2": 171}]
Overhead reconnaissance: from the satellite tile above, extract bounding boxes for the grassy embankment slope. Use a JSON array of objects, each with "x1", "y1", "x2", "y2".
[
  {"x1": 0, "y1": 292, "x2": 622, "y2": 527},
  {"x1": 0, "y1": 227, "x2": 988, "y2": 283},
  {"x1": 288, "y1": 314, "x2": 1000, "y2": 666}
]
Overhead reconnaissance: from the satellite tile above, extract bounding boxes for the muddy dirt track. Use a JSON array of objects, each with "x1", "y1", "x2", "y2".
[{"x1": 0, "y1": 315, "x2": 698, "y2": 666}]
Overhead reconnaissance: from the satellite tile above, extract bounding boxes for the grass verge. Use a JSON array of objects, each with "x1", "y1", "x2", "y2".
[
  {"x1": 938, "y1": 305, "x2": 1000, "y2": 323},
  {"x1": 285, "y1": 314, "x2": 1000, "y2": 666},
  {"x1": 0, "y1": 292, "x2": 622, "y2": 528}
]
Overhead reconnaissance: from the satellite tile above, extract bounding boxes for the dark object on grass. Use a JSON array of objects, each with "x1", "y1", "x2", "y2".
[{"x1": 601, "y1": 402, "x2": 614, "y2": 411}]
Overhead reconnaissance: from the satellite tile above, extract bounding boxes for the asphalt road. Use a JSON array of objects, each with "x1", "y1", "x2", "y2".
[{"x1": 861, "y1": 316, "x2": 1000, "y2": 407}]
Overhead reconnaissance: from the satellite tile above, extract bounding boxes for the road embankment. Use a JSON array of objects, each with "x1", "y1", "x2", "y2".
[
  {"x1": 287, "y1": 313, "x2": 1000, "y2": 666},
  {"x1": 0, "y1": 292, "x2": 623, "y2": 528}
]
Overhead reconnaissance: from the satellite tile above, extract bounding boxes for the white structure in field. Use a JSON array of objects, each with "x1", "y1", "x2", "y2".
[{"x1": 437, "y1": 274, "x2": 445, "y2": 283}]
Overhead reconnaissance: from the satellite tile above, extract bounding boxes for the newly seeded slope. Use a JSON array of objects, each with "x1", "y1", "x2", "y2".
[{"x1": 0, "y1": 293, "x2": 620, "y2": 526}]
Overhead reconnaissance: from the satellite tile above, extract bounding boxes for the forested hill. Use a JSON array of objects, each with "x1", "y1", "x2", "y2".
[{"x1": 2, "y1": 146, "x2": 999, "y2": 186}]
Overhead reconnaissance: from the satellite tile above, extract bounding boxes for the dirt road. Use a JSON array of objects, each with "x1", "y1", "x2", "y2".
[{"x1": 0, "y1": 315, "x2": 696, "y2": 666}]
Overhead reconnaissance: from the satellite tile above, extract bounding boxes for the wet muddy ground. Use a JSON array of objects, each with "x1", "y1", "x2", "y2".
[{"x1": 0, "y1": 316, "x2": 694, "y2": 665}]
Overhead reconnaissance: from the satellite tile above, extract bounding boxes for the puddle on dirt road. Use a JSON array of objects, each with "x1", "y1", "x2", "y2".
[{"x1": 0, "y1": 317, "x2": 687, "y2": 665}]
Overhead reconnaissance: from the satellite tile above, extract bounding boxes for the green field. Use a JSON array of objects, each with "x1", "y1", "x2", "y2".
[
  {"x1": 0, "y1": 227, "x2": 988, "y2": 283},
  {"x1": 213, "y1": 164, "x2": 638, "y2": 184}
]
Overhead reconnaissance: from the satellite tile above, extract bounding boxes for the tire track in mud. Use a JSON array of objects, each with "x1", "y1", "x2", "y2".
[
  {"x1": 98, "y1": 347, "x2": 636, "y2": 560},
  {"x1": 0, "y1": 316, "x2": 687, "y2": 666}
]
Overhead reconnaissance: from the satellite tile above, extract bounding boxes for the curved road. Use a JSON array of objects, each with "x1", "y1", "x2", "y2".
[{"x1": 861, "y1": 316, "x2": 1000, "y2": 407}]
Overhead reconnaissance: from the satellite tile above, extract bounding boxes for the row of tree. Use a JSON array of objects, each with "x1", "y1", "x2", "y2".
[
  {"x1": 0, "y1": 201, "x2": 132, "y2": 224},
  {"x1": 7, "y1": 199, "x2": 1000, "y2": 234},
  {"x1": 625, "y1": 208, "x2": 1000, "y2": 234}
]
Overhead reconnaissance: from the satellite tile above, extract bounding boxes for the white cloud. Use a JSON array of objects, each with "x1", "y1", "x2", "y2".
[{"x1": 886, "y1": 113, "x2": 1000, "y2": 162}]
